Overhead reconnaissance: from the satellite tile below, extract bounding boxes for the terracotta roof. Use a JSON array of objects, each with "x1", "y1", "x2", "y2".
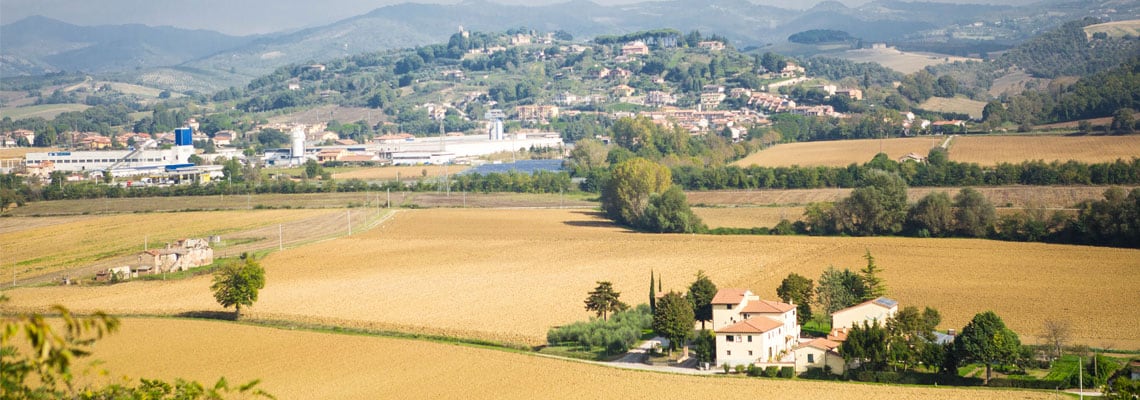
[
  {"x1": 711, "y1": 288, "x2": 750, "y2": 305},
  {"x1": 827, "y1": 327, "x2": 849, "y2": 342},
  {"x1": 717, "y1": 316, "x2": 783, "y2": 334},
  {"x1": 798, "y1": 338, "x2": 841, "y2": 351},
  {"x1": 742, "y1": 299, "x2": 795, "y2": 314}
]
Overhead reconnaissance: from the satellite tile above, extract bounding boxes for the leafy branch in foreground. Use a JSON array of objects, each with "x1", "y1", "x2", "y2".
[{"x1": 1, "y1": 302, "x2": 274, "y2": 399}]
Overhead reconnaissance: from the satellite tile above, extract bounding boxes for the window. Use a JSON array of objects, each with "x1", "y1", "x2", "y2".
[
  {"x1": 727, "y1": 350, "x2": 732, "y2": 356},
  {"x1": 808, "y1": 354, "x2": 815, "y2": 363},
  {"x1": 747, "y1": 335, "x2": 752, "y2": 342},
  {"x1": 726, "y1": 335, "x2": 734, "y2": 342},
  {"x1": 748, "y1": 350, "x2": 753, "y2": 356},
  {"x1": 726, "y1": 305, "x2": 731, "y2": 309}
]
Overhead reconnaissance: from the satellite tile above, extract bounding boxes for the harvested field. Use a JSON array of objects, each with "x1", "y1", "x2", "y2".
[
  {"x1": 0, "y1": 209, "x2": 379, "y2": 283},
  {"x1": 949, "y1": 135, "x2": 1140, "y2": 165},
  {"x1": 87, "y1": 318, "x2": 1066, "y2": 399},
  {"x1": 76, "y1": 318, "x2": 1061, "y2": 400},
  {"x1": 734, "y1": 135, "x2": 1140, "y2": 167},
  {"x1": 735, "y1": 137, "x2": 944, "y2": 168},
  {"x1": 918, "y1": 97, "x2": 986, "y2": 120},
  {"x1": 1085, "y1": 19, "x2": 1140, "y2": 39},
  {"x1": 7, "y1": 209, "x2": 1138, "y2": 350},
  {"x1": 333, "y1": 165, "x2": 470, "y2": 180},
  {"x1": 0, "y1": 147, "x2": 58, "y2": 159},
  {"x1": 990, "y1": 69, "x2": 1049, "y2": 97},
  {"x1": 693, "y1": 207, "x2": 805, "y2": 228},
  {"x1": 0, "y1": 103, "x2": 90, "y2": 120},
  {"x1": 4, "y1": 191, "x2": 589, "y2": 216},
  {"x1": 686, "y1": 186, "x2": 1133, "y2": 209},
  {"x1": 839, "y1": 48, "x2": 978, "y2": 74}
]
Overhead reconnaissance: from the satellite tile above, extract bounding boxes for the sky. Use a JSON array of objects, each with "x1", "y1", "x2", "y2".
[{"x1": 1, "y1": 0, "x2": 1038, "y2": 36}]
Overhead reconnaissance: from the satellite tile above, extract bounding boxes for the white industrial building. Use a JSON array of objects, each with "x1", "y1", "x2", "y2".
[{"x1": 24, "y1": 127, "x2": 196, "y2": 173}]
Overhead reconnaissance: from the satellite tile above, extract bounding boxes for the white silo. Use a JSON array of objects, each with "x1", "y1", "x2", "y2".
[{"x1": 291, "y1": 126, "x2": 305, "y2": 161}]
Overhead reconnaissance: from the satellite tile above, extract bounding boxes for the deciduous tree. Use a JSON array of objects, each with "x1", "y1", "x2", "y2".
[
  {"x1": 954, "y1": 187, "x2": 996, "y2": 237},
  {"x1": 601, "y1": 157, "x2": 672, "y2": 227},
  {"x1": 211, "y1": 253, "x2": 267, "y2": 319},
  {"x1": 776, "y1": 273, "x2": 814, "y2": 325},
  {"x1": 653, "y1": 291, "x2": 695, "y2": 354},
  {"x1": 954, "y1": 311, "x2": 1021, "y2": 385},
  {"x1": 816, "y1": 266, "x2": 866, "y2": 315},
  {"x1": 688, "y1": 270, "x2": 717, "y2": 330}
]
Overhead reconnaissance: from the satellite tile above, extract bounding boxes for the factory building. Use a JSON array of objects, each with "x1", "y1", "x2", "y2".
[{"x1": 24, "y1": 127, "x2": 196, "y2": 172}]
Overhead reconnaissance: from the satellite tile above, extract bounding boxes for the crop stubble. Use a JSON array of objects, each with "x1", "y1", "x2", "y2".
[
  {"x1": 81, "y1": 318, "x2": 1063, "y2": 400},
  {"x1": 8, "y1": 209, "x2": 1138, "y2": 350}
]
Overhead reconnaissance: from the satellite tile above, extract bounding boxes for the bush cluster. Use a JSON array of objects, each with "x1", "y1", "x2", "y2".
[{"x1": 546, "y1": 305, "x2": 652, "y2": 356}]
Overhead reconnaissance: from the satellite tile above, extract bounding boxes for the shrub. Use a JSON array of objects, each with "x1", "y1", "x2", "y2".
[
  {"x1": 545, "y1": 304, "x2": 652, "y2": 355},
  {"x1": 778, "y1": 366, "x2": 795, "y2": 378},
  {"x1": 735, "y1": 364, "x2": 747, "y2": 374},
  {"x1": 764, "y1": 366, "x2": 779, "y2": 378},
  {"x1": 746, "y1": 364, "x2": 761, "y2": 377}
]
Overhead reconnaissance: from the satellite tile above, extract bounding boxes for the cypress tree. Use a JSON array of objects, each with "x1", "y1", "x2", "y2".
[{"x1": 649, "y1": 270, "x2": 657, "y2": 315}]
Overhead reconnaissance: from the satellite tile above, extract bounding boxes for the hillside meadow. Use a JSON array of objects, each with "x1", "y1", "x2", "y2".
[
  {"x1": 734, "y1": 135, "x2": 1140, "y2": 167},
  {"x1": 68, "y1": 317, "x2": 1063, "y2": 400},
  {"x1": 6, "y1": 208, "x2": 1138, "y2": 350}
]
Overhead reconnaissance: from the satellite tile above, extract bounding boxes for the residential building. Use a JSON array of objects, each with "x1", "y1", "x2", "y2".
[
  {"x1": 793, "y1": 338, "x2": 845, "y2": 374},
  {"x1": 621, "y1": 41, "x2": 650, "y2": 56},
  {"x1": 698, "y1": 41, "x2": 725, "y2": 51},
  {"x1": 831, "y1": 297, "x2": 899, "y2": 331},
  {"x1": 712, "y1": 288, "x2": 800, "y2": 367}
]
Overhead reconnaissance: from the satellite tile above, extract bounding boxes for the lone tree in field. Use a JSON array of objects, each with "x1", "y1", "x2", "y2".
[
  {"x1": 776, "y1": 273, "x2": 814, "y2": 325},
  {"x1": 954, "y1": 311, "x2": 1021, "y2": 385},
  {"x1": 653, "y1": 291, "x2": 695, "y2": 355},
  {"x1": 600, "y1": 157, "x2": 671, "y2": 227},
  {"x1": 584, "y1": 281, "x2": 628, "y2": 321},
  {"x1": 687, "y1": 270, "x2": 717, "y2": 330},
  {"x1": 211, "y1": 253, "x2": 266, "y2": 319}
]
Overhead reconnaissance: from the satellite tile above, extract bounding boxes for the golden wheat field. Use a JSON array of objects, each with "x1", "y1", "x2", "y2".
[
  {"x1": 734, "y1": 135, "x2": 1140, "y2": 168},
  {"x1": 735, "y1": 137, "x2": 948, "y2": 167},
  {"x1": 7, "y1": 208, "x2": 1139, "y2": 350},
  {"x1": 692, "y1": 207, "x2": 805, "y2": 228},
  {"x1": 74, "y1": 318, "x2": 1061, "y2": 400},
  {"x1": 332, "y1": 165, "x2": 470, "y2": 180},
  {"x1": 949, "y1": 135, "x2": 1140, "y2": 165},
  {"x1": 0, "y1": 209, "x2": 340, "y2": 280}
]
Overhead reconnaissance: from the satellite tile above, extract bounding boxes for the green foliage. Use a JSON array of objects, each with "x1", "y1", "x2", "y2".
[
  {"x1": 640, "y1": 185, "x2": 705, "y2": 233},
  {"x1": 842, "y1": 321, "x2": 890, "y2": 371},
  {"x1": 601, "y1": 157, "x2": 672, "y2": 227},
  {"x1": 953, "y1": 187, "x2": 996, "y2": 237},
  {"x1": 210, "y1": 254, "x2": 267, "y2": 319},
  {"x1": 788, "y1": 29, "x2": 853, "y2": 44},
  {"x1": 776, "y1": 273, "x2": 814, "y2": 325},
  {"x1": 1107, "y1": 376, "x2": 1140, "y2": 400},
  {"x1": 1, "y1": 304, "x2": 272, "y2": 399},
  {"x1": 954, "y1": 311, "x2": 1021, "y2": 385},
  {"x1": 584, "y1": 281, "x2": 629, "y2": 322},
  {"x1": 687, "y1": 270, "x2": 717, "y2": 329},
  {"x1": 692, "y1": 330, "x2": 716, "y2": 364},
  {"x1": 652, "y1": 291, "x2": 694, "y2": 353},
  {"x1": 999, "y1": 18, "x2": 1140, "y2": 79},
  {"x1": 829, "y1": 170, "x2": 908, "y2": 236},
  {"x1": 859, "y1": 250, "x2": 886, "y2": 300},
  {"x1": 546, "y1": 305, "x2": 652, "y2": 356},
  {"x1": 815, "y1": 266, "x2": 866, "y2": 315},
  {"x1": 907, "y1": 191, "x2": 954, "y2": 237}
]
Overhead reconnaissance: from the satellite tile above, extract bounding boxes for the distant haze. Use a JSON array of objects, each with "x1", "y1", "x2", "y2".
[{"x1": 2, "y1": 0, "x2": 1041, "y2": 36}]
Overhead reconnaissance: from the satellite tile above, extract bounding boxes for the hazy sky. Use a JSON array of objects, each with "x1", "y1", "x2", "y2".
[{"x1": 1, "y1": 0, "x2": 1037, "y2": 36}]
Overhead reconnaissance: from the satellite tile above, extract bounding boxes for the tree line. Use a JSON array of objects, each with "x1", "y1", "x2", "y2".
[{"x1": 669, "y1": 151, "x2": 1140, "y2": 191}]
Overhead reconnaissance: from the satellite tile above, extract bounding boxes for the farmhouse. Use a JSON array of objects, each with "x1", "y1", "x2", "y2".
[
  {"x1": 621, "y1": 41, "x2": 650, "y2": 56},
  {"x1": 711, "y1": 288, "x2": 800, "y2": 367},
  {"x1": 139, "y1": 238, "x2": 214, "y2": 273},
  {"x1": 793, "y1": 338, "x2": 845, "y2": 374},
  {"x1": 831, "y1": 297, "x2": 899, "y2": 335}
]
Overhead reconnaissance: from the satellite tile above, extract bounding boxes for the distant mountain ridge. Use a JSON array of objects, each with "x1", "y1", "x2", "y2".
[
  {"x1": 1, "y1": 0, "x2": 1129, "y2": 92},
  {"x1": 0, "y1": 15, "x2": 258, "y2": 77}
]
